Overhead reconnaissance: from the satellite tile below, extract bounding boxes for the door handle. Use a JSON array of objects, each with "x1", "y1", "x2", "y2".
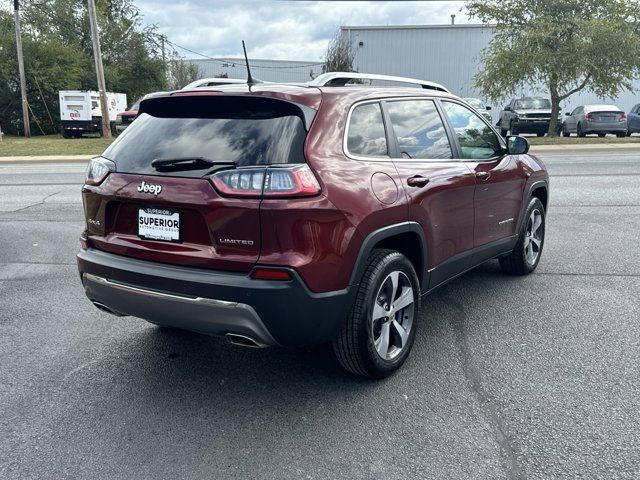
[
  {"x1": 407, "y1": 175, "x2": 429, "y2": 188},
  {"x1": 475, "y1": 171, "x2": 491, "y2": 181}
]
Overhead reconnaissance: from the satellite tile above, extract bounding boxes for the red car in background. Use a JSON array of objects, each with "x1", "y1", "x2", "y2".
[
  {"x1": 114, "y1": 99, "x2": 140, "y2": 134},
  {"x1": 114, "y1": 92, "x2": 167, "y2": 134}
]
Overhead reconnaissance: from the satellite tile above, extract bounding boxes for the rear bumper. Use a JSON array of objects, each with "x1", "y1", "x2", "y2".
[
  {"x1": 583, "y1": 120, "x2": 627, "y2": 133},
  {"x1": 77, "y1": 248, "x2": 353, "y2": 347}
]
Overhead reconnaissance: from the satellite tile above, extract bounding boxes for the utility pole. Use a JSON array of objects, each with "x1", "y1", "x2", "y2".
[
  {"x1": 13, "y1": 0, "x2": 30, "y2": 137},
  {"x1": 161, "y1": 36, "x2": 166, "y2": 70},
  {"x1": 160, "y1": 35, "x2": 167, "y2": 86},
  {"x1": 87, "y1": 0, "x2": 111, "y2": 138}
]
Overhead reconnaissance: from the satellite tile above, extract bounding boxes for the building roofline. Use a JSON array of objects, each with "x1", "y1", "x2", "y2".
[
  {"x1": 186, "y1": 57, "x2": 321, "y2": 65},
  {"x1": 341, "y1": 24, "x2": 495, "y2": 31}
]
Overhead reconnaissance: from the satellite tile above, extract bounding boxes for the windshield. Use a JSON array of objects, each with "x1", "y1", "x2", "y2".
[
  {"x1": 128, "y1": 102, "x2": 140, "y2": 111},
  {"x1": 102, "y1": 96, "x2": 308, "y2": 176},
  {"x1": 515, "y1": 98, "x2": 551, "y2": 110}
]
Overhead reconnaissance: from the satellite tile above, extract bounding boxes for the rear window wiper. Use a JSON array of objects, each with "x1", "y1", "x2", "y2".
[{"x1": 151, "y1": 157, "x2": 235, "y2": 171}]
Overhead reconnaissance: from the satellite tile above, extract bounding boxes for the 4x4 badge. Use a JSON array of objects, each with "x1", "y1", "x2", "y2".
[{"x1": 137, "y1": 181, "x2": 162, "y2": 195}]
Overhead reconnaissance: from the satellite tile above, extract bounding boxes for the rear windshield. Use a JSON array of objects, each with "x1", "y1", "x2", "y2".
[
  {"x1": 102, "y1": 95, "x2": 309, "y2": 175},
  {"x1": 586, "y1": 105, "x2": 621, "y2": 113}
]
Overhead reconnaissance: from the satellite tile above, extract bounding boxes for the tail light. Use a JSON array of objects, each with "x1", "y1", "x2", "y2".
[
  {"x1": 584, "y1": 113, "x2": 594, "y2": 121},
  {"x1": 85, "y1": 157, "x2": 115, "y2": 186},
  {"x1": 211, "y1": 164, "x2": 321, "y2": 198},
  {"x1": 80, "y1": 234, "x2": 90, "y2": 250},
  {"x1": 620, "y1": 112, "x2": 627, "y2": 121}
]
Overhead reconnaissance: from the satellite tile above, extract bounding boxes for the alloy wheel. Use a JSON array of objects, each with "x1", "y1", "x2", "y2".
[
  {"x1": 371, "y1": 271, "x2": 415, "y2": 361},
  {"x1": 524, "y1": 209, "x2": 543, "y2": 265}
]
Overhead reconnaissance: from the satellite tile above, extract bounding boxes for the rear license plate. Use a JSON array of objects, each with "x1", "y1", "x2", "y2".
[{"x1": 138, "y1": 207, "x2": 181, "y2": 242}]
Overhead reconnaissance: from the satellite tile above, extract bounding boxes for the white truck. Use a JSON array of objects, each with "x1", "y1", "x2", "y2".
[{"x1": 59, "y1": 90, "x2": 127, "y2": 138}]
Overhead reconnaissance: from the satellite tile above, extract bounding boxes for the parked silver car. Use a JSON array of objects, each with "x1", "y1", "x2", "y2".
[
  {"x1": 463, "y1": 98, "x2": 492, "y2": 122},
  {"x1": 562, "y1": 104, "x2": 627, "y2": 138}
]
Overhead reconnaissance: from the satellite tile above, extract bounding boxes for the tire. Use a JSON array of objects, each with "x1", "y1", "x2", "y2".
[
  {"x1": 333, "y1": 249, "x2": 420, "y2": 379},
  {"x1": 61, "y1": 129, "x2": 73, "y2": 139},
  {"x1": 562, "y1": 125, "x2": 570, "y2": 137},
  {"x1": 536, "y1": 132, "x2": 545, "y2": 137},
  {"x1": 616, "y1": 132, "x2": 625, "y2": 138},
  {"x1": 598, "y1": 133, "x2": 606, "y2": 138},
  {"x1": 499, "y1": 197, "x2": 545, "y2": 275},
  {"x1": 577, "y1": 123, "x2": 586, "y2": 137},
  {"x1": 627, "y1": 130, "x2": 632, "y2": 137}
]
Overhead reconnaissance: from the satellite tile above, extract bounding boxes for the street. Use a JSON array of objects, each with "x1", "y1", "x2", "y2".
[{"x1": 1, "y1": 153, "x2": 639, "y2": 479}]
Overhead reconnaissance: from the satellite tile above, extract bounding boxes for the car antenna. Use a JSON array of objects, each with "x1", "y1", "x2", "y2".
[{"x1": 242, "y1": 40, "x2": 256, "y2": 86}]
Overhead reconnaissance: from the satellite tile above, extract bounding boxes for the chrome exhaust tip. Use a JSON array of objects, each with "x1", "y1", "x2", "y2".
[
  {"x1": 92, "y1": 301, "x2": 126, "y2": 317},
  {"x1": 225, "y1": 333, "x2": 267, "y2": 348}
]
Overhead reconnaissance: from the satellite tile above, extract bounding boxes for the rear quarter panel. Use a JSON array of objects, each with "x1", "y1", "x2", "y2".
[{"x1": 274, "y1": 91, "x2": 410, "y2": 293}]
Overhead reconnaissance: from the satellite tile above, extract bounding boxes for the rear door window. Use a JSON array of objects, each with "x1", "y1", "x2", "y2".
[
  {"x1": 346, "y1": 103, "x2": 388, "y2": 157},
  {"x1": 385, "y1": 99, "x2": 453, "y2": 160},
  {"x1": 101, "y1": 95, "x2": 310, "y2": 176}
]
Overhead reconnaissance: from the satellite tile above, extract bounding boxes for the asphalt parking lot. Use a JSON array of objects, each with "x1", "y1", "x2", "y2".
[{"x1": 1, "y1": 153, "x2": 639, "y2": 479}]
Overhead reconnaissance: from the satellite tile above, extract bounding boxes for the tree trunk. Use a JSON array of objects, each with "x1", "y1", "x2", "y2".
[{"x1": 548, "y1": 92, "x2": 561, "y2": 137}]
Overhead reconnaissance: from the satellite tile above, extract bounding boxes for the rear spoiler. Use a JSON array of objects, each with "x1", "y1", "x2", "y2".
[{"x1": 138, "y1": 94, "x2": 317, "y2": 130}]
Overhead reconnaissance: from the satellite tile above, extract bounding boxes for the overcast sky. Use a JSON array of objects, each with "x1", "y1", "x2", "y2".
[{"x1": 136, "y1": 0, "x2": 469, "y2": 61}]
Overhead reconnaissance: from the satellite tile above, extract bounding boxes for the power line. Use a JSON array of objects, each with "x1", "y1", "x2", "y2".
[
  {"x1": 26, "y1": 0, "x2": 83, "y2": 37},
  {"x1": 164, "y1": 38, "x2": 324, "y2": 70},
  {"x1": 16, "y1": 2, "x2": 323, "y2": 71}
]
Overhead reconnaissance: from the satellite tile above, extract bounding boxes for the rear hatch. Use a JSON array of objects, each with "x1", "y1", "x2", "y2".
[{"x1": 82, "y1": 94, "x2": 316, "y2": 273}]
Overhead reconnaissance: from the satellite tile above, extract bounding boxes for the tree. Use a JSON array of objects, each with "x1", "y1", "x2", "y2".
[
  {"x1": 466, "y1": 0, "x2": 640, "y2": 136},
  {"x1": 167, "y1": 57, "x2": 200, "y2": 90},
  {"x1": 322, "y1": 27, "x2": 356, "y2": 73},
  {"x1": 0, "y1": 0, "x2": 167, "y2": 135}
]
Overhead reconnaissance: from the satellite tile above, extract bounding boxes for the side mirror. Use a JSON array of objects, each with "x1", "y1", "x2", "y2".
[
  {"x1": 486, "y1": 106, "x2": 492, "y2": 111},
  {"x1": 504, "y1": 105, "x2": 512, "y2": 111},
  {"x1": 506, "y1": 135, "x2": 529, "y2": 155},
  {"x1": 565, "y1": 112, "x2": 570, "y2": 116}
]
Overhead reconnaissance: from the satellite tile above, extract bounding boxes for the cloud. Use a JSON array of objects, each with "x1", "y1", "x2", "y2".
[{"x1": 136, "y1": 0, "x2": 468, "y2": 61}]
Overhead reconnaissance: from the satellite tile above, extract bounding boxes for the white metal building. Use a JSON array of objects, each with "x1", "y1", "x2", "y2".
[
  {"x1": 185, "y1": 24, "x2": 640, "y2": 121},
  {"x1": 341, "y1": 24, "x2": 640, "y2": 120}
]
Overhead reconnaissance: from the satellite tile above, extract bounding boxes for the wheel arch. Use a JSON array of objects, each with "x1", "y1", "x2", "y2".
[
  {"x1": 349, "y1": 222, "x2": 428, "y2": 290},
  {"x1": 516, "y1": 180, "x2": 549, "y2": 232},
  {"x1": 531, "y1": 184, "x2": 548, "y2": 211}
]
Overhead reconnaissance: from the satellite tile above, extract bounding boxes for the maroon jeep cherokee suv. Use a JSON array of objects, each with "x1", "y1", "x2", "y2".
[{"x1": 77, "y1": 73, "x2": 549, "y2": 378}]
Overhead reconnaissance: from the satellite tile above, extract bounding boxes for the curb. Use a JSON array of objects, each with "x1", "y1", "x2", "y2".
[
  {"x1": 0, "y1": 155, "x2": 92, "y2": 164},
  {"x1": 530, "y1": 143, "x2": 640, "y2": 154}
]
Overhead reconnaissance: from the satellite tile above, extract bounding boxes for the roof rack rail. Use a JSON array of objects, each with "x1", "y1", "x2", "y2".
[{"x1": 308, "y1": 72, "x2": 450, "y2": 93}]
